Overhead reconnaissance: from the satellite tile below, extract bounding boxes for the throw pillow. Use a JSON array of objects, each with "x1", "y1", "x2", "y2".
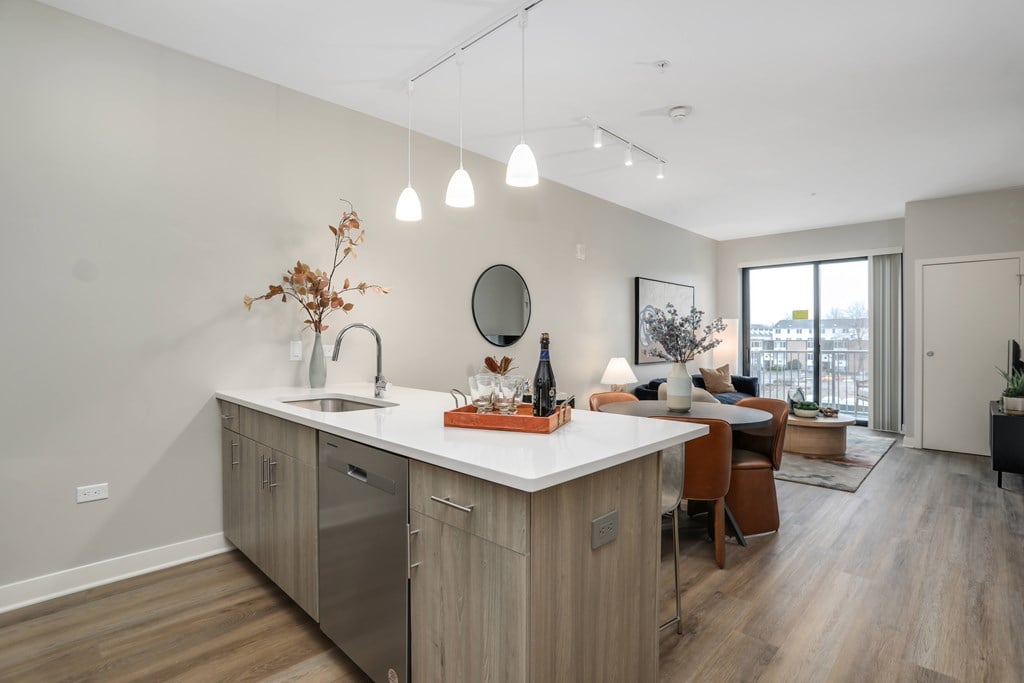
[
  {"x1": 699, "y1": 364, "x2": 735, "y2": 393},
  {"x1": 656, "y1": 383, "x2": 720, "y2": 403}
]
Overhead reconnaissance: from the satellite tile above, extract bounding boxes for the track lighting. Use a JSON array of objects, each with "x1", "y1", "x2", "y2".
[
  {"x1": 584, "y1": 116, "x2": 667, "y2": 180},
  {"x1": 395, "y1": 81, "x2": 422, "y2": 222},
  {"x1": 506, "y1": 10, "x2": 538, "y2": 187},
  {"x1": 445, "y1": 49, "x2": 475, "y2": 208}
]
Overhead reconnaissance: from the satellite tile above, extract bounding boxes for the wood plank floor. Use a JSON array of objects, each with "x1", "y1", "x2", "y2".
[{"x1": 2, "y1": 438, "x2": 1021, "y2": 682}]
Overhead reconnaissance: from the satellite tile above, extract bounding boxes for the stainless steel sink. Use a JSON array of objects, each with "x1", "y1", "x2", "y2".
[{"x1": 281, "y1": 395, "x2": 396, "y2": 413}]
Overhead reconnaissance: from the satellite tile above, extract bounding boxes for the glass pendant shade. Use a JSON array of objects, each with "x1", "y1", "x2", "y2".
[
  {"x1": 395, "y1": 185, "x2": 422, "y2": 221},
  {"x1": 445, "y1": 167, "x2": 475, "y2": 208},
  {"x1": 506, "y1": 142, "x2": 538, "y2": 187}
]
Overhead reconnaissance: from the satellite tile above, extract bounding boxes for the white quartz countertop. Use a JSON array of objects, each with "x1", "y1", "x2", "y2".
[{"x1": 215, "y1": 384, "x2": 707, "y2": 492}]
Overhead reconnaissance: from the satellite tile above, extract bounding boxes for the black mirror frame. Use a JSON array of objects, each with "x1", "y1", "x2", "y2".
[{"x1": 471, "y1": 264, "x2": 531, "y2": 348}]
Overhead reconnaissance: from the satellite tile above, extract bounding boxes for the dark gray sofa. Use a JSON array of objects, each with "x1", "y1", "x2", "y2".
[{"x1": 633, "y1": 374, "x2": 759, "y2": 405}]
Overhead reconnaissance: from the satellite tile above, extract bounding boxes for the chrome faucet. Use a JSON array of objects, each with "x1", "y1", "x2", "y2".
[{"x1": 332, "y1": 323, "x2": 388, "y2": 398}]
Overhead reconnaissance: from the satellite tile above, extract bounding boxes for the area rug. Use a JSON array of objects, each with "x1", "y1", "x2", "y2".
[{"x1": 774, "y1": 427, "x2": 896, "y2": 493}]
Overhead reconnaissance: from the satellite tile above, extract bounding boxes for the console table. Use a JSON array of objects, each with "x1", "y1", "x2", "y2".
[{"x1": 990, "y1": 401, "x2": 1024, "y2": 488}]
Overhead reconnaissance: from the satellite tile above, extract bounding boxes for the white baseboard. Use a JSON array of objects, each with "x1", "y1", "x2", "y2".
[{"x1": 0, "y1": 533, "x2": 233, "y2": 614}]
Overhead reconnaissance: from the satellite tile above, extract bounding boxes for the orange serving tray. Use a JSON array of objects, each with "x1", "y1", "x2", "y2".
[{"x1": 443, "y1": 403, "x2": 572, "y2": 434}]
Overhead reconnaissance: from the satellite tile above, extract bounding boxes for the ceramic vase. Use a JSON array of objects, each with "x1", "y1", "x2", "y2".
[
  {"x1": 309, "y1": 332, "x2": 327, "y2": 389},
  {"x1": 1005, "y1": 396, "x2": 1024, "y2": 416},
  {"x1": 666, "y1": 362, "x2": 692, "y2": 413}
]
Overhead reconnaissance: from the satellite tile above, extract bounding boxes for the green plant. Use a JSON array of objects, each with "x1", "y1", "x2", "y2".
[
  {"x1": 998, "y1": 367, "x2": 1024, "y2": 398},
  {"x1": 794, "y1": 401, "x2": 819, "y2": 410}
]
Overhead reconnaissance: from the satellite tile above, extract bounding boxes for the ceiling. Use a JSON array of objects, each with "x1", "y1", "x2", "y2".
[{"x1": 39, "y1": 0, "x2": 1024, "y2": 240}]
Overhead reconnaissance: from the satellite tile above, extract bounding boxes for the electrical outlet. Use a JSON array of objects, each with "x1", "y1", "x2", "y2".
[
  {"x1": 591, "y1": 510, "x2": 618, "y2": 549},
  {"x1": 576, "y1": 243, "x2": 586, "y2": 260},
  {"x1": 289, "y1": 340, "x2": 303, "y2": 361},
  {"x1": 76, "y1": 483, "x2": 109, "y2": 503}
]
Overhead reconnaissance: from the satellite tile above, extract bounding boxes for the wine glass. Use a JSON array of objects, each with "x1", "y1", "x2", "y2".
[{"x1": 468, "y1": 374, "x2": 495, "y2": 413}]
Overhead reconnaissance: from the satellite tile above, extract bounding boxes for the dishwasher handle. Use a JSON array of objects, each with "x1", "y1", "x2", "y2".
[
  {"x1": 323, "y1": 448, "x2": 398, "y2": 496},
  {"x1": 347, "y1": 464, "x2": 368, "y2": 482}
]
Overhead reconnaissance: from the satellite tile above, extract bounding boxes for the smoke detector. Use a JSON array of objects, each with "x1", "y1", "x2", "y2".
[{"x1": 668, "y1": 105, "x2": 693, "y2": 120}]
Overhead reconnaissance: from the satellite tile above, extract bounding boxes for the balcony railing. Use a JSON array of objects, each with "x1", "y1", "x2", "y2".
[{"x1": 749, "y1": 348, "x2": 869, "y2": 422}]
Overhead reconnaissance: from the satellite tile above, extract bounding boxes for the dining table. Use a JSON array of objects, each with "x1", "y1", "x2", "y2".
[
  {"x1": 597, "y1": 400, "x2": 774, "y2": 547},
  {"x1": 597, "y1": 400, "x2": 773, "y2": 430}
]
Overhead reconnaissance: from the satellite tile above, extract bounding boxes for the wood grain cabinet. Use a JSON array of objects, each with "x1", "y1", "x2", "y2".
[
  {"x1": 409, "y1": 456, "x2": 660, "y2": 683},
  {"x1": 217, "y1": 401, "x2": 318, "y2": 620}
]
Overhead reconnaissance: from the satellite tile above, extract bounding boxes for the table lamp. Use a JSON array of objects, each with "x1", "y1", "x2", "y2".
[{"x1": 600, "y1": 357, "x2": 638, "y2": 392}]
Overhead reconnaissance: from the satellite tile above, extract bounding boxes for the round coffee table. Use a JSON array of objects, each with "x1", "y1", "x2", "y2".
[{"x1": 783, "y1": 414, "x2": 856, "y2": 456}]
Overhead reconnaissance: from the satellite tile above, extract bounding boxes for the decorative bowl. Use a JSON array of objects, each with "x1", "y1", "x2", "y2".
[{"x1": 793, "y1": 408, "x2": 820, "y2": 418}]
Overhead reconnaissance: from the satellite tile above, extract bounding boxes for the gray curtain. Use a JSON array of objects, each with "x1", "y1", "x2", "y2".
[{"x1": 869, "y1": 253, "x2": 902, "y2": 432}]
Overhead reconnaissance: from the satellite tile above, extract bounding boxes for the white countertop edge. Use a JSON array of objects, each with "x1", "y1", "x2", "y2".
[{"x1": 215, "y1": 385, "x2": 708, "y2": 492}]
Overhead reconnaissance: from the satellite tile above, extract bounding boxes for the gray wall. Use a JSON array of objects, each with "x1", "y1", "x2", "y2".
[
  {"x1": 0, "y1": 0, "x2": 715, "y2": 588},
  {"x1": 716, "y1": 219, "x2": 905, "y2": 318},
  {"x1": 903, "y1": 186, "x2": 1024, "y2": 444}
]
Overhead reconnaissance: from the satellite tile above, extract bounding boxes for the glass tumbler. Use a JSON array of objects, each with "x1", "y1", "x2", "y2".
[
  {"x1": 468, "y1": 373, "x2": 495, "y2": 413},
  {"x1": 494, "y1": 375, "x2": 522, "y2": 415}
]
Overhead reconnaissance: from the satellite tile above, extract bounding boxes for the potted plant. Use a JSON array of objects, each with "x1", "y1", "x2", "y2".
[
  {"x1": 998, "y1": 368, "x2": 1024, "y2": 415},
  {"x1": 641, "y1": 304, "x2": 727, "y2": 412},
  {"x1": 793, "y1": 401, "x2": 820, "y2": 418},
  {"x1": 244, "y1": 200, "x2": 389, "y2": 388}
]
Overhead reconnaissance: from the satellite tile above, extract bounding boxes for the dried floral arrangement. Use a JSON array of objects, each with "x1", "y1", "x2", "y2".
[
  {"x1": 641, "y1": 303, "x2": 727, "y2": 364},
  {"x1": 244, "y1": 200, "x2": 389, "y2": 333},
  {"x1": 484, "y1": 356, "x2": 517, "y2": 375}
]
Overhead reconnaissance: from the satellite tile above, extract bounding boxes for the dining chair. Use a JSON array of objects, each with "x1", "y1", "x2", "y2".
[
  {"x1": 653, "y1": 417, "x2": 732, "y2": 568},
  {"x1": 588, "y1": 391, "x2": 639, "y2": 411},
  {"x1": 727, "y1": 397, "x2": 789, "y2": 536}
]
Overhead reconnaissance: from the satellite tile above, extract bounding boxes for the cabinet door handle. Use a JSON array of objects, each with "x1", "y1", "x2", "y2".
[
  {"x1": 230, "y1": 441, "x2": 240, "y2": 467},
  {"x1": 407, "y1": 526, "x2": 421, "y2": 578},
  {"x1": 268, "y1": 459, "x2": 278, "y2": 489},
  {"x1": 262, "y1": 457, "x2": 269, "y2": 489},
  {"x1": 430, "y1": 495, "x2": 474, "y2": 513}
]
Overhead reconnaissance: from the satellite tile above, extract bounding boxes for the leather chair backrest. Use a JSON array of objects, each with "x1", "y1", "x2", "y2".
[
  {"x1": 734, "y1": 397, "x2": 789, "y2": 469},
  {"x1": 652, "y1": 417, "x2": 732, "y2": 501},
  {"x1": 589, "y1": 391, "x2": 639, "y2": 411}
]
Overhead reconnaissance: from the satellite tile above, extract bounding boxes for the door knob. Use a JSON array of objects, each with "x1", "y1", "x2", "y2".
[{"x1": 926, "y1": 351, "x2": 935, "y2": 357}]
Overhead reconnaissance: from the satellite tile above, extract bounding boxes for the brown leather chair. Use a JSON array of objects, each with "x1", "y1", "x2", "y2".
[
  {"x1": 653, "y1": 417, "x2": 732, "y2": 568},
  {"x1": 588, "y1": 391, "x2": 638, "y2": 412},
  {"x1": 726, "y1": 397, "x2": 789, "y2": 536}
]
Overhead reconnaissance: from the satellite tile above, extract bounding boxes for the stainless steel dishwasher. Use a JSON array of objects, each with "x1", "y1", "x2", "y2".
[{"x1": 319, "y1": 433, "x2": 409, "y2": 683}]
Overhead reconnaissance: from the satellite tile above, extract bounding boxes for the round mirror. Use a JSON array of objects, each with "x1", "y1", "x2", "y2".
[{"x1": 472, "y1": 265, "x2": 531, "y2": 347}]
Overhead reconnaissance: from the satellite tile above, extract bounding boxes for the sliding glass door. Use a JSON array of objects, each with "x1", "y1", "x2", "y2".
[{"x1": 743, "y1": 258, "x2": 869, "y2": 422}]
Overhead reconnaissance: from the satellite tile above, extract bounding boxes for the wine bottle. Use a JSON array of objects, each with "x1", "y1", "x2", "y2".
[{"x1": 532, "y1": 333, "x2": 556, "y2": 417}]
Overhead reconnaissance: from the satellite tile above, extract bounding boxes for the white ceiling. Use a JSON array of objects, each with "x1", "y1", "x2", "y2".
[{"x1": 40, "y1": 0, "x2": 1024, "y2": 239}]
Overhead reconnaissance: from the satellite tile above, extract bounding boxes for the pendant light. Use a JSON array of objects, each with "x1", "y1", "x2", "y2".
[
  {"x1": 505, "y1": 9, "x2": 538, "y2": 187},
  {"x1": 395, "y1": 80, "x2": 422, "y2": 222},
  {"x1": 656, "y1": 161, "x2": 665, "y2": 179},
  {"x1": 592, "y1": 125, "x2": 603, "y2": 149},
  {"x1": 624, "y1": 143, "x2": 634, "y2": 167},
  {"x1": 445, "y1": 49, "x2": 475, "y2": 208}
]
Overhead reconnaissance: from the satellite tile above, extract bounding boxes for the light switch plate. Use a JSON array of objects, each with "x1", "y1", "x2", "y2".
[
  {"x1": 77, "y1": 483, "x2": 109, "y2": 503},
  {"x1": 591, "y1": 510, "x2": 618, "y2": 549},
  {"x1": 289, "y1": 340, "x2": 302, "y2": 361}
]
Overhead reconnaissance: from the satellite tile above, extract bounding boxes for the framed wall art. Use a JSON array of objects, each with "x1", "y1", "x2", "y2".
[{"x1": 635, "y1": 277, "x2": 695, "y2": 364}]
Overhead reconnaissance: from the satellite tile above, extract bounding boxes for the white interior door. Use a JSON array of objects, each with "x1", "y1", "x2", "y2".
[{"x1": 922, "y1": 257, "x2": 1022, "y2": 455}]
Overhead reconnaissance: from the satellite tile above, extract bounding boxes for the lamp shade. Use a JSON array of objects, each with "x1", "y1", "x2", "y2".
[
  {"x1": 445, "y1": 167, "x2": 475, "y2": 208},
  {"x1": 506, "y1": 142, "x2": 538, "y2": 187},
  {"x1": 712, "y1": 319, "x2": 740, "y2": 370},
  {"x1": 600, "y1": 357, "x2": 638, "y2": 388},
  {"x1": 395, "y1": 185, "x2": 422, "y2": 222}
]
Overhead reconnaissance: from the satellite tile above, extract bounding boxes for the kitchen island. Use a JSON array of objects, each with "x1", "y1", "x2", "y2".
[{"x1": 216, "y1": 384, "x2": 706, "y2": 683}]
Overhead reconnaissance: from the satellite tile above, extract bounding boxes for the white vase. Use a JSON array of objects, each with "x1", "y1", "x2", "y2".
[
  {"x1": 666, "y1": 362, "x2": 692, "y2": 413},
  {"x1": 309, "y1": 332, "x2": 326, "y2": 389},
  {"x1": 1005, "y1": 396, "x2": 1024, "y2": 416}
]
